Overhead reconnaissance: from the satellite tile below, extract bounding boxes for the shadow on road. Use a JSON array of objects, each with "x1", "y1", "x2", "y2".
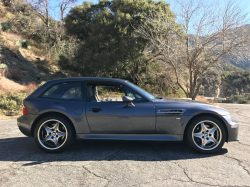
[{"x1": 0, "y1": 137, "x2": 228, "y2": 165}]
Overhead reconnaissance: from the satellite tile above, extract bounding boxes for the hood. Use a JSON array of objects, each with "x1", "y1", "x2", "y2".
[{"x1": 152, "y1": 97, "x2": 230, "y2": 116}]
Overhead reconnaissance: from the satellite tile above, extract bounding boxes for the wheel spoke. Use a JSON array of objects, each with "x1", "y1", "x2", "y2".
[
  {"x1": 201, "y1": 138, "x2": 208, "y2": 148},
  {"x1": 209, "y1": 136, "x2": 218, "y2": 144},
  {"x1": 209, "y1": 127, "x2": 217, "y2": 136},
  {"x1": 54, "y1": 138, "x2": 60, "y2": 147},
  {"x1": 53, "y1": 122, "x2": 60, "y2": 131},
  {"x1": 43, "y1": 135, "x2": 53, "y2": 143},
  {"x1": 200, "y1": 122, "x2": 208, "y2": 132},
  {"x1": 57, "y1": 132, "x2": 66, "y2": 138},
  {"x1": 44, "y1": 125, "x2": 52, "y2": 135},
  {"x1": 193, "y1": 132, "x2": 203, "y2": 140}
]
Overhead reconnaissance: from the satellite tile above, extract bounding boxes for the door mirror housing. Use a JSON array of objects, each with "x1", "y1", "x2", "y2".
[
  {"x1": 122, "y1": 96, "x2": 135, "y2": 107},
  {"x1": 122, "y1": 96, "x2": 133, "y2": 103}
]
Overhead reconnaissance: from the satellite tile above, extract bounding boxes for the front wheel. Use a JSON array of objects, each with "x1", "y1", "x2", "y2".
[
  {"x1": 34, "y1": 115, "x2": 75, "y2": 153},
  {"x1": 185, "y1": 116, "x2": 226, "y2": 153}
]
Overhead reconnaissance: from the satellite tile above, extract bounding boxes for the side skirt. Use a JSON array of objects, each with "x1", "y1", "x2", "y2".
[{"x1": 76, "y1": 134, "x2": 183, "y2": 141}]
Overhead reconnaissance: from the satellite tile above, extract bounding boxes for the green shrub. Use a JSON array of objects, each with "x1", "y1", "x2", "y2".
[
  {"x1": 0, "y1": 99, "x2": 17, "y2": 110},
  {"x1": 238, "y1": 97, "x2": 248, "y2": 104},
  {"x1": 22, "y1": 40, "x2": 31, "y2": 49},
  {"x1": 226, "y1": 96, "x2": 235, "y2": 103},
  {"x1": 0, "y1": 21, "x2": 12, "y2": 32},
  {"x1": 7, "y1": 92, "x2": 26, "y2": 107},
  {"x1": 232, "y1": 95, "x2": 241, "y2": 102},
  {"x1": 245, "y1": 93, "x2": 250, "y2": 100},
  {"x1": 16, "y1": 39, "x2": 31, "y2": 49},
  {"x1": 0, "y1": 92, "x2": 27, "y2": 111},
  {"x1": 0, "y1": 64, "x2": 8, "y2": 76},
  {"x1": 217, "y1": 99, "x2": 222, "y2": 103}
]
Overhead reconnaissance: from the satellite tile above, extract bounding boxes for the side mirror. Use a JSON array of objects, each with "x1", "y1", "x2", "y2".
[{"x1": 122, "y1": 96, "x2": 135, "y2": 107}]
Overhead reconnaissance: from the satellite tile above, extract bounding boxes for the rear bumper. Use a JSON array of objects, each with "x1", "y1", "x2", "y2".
[{"x1": 17, "y1": 114, "x2": 38, "y2": 137}]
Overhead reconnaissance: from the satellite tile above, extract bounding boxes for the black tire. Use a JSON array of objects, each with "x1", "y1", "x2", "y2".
[
  {"x1": 185, "y1": 116, "x2": 226, "y2": 153},
  {"x1": 34, "y1": 115, "x2": 75, "y2": 153}
]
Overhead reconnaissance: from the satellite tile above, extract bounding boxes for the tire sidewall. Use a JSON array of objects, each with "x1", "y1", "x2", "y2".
[
  {"x1": 34, "y1": 115, "x2": 74, "y2": 153},
  {"x1": 186, "y1": 116, "x2": 226, "y2": 153}
]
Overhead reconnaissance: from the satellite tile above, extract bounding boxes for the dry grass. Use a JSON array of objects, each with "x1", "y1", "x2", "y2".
[
  {"x1": 0, "y1": 75, "x2": 37, "y2": 94},
  {"x1": 1, "y1": 32, "x2": 23, "y2": 43},
  {"x1": 7, "y1": 68, "x2": 23, "y2": 81},
  {"x1": 195, "y1": 96, "x2": 209, "y2": 103},
  {"x1": 0, "y1": 110, "x2": 21, "y2": 120},
  {"x1": 0, "y1": 75, "x2": 25, "y2": 93}
]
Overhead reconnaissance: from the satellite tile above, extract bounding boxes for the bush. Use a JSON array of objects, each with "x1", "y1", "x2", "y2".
[
  {"x1": 245, "y1": 93, "x2": 250, "y2": 100},
  {"x1": 7, "y1": 68, "x2": 22, "y2": 81},
  {"x1": 0, "y1": 99, "x2": 17, "y2": 110},
  {"x1": 217, "y1": 99, "x2": 223, "y2": 103},
  {"x1": 0, "y1": 21, "x2": 12, "y2": 32},
  {"x1": 238, "y1": 97, "x2": 248, "y2": 104},
  {"x1": 0, "y1": 63, "x2": 8, "y2": 76},
  {"x1": 16, "y1": 39, "x2": 31, "y2": 49},
  {"x1": 0, "y1": 92, "x2": 26, "y2": 111}
]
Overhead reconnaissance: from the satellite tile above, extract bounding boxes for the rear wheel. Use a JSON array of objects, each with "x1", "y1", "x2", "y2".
[
  {"x1": 186, "y1": 116, "x2": 226, "y2": 153},
  {"x1": 34, "y1": 115, "x2": 74, "y2": 153}
]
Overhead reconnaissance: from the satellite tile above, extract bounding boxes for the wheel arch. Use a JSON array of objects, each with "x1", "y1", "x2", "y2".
[
  {"x1": 30, "y1": 112, "x2": 76, "y2": 137},
  {"x1": 183, "y1": 113, "x2": 229, "y2": 142}
]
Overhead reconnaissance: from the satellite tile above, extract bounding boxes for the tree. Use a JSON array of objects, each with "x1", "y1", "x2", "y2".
[
  {"x1": 136, "y1": 0, "x2": 250, "y2": 99},
  {"x1": 60, "y1": 0, "x2": 180, "y2": 86},
  {"x1": 26, "y1": 0, "x2": 50, "y2": 28},
  {"x1": 58, "y1": 0, "x2": 77, "y2": 21}
]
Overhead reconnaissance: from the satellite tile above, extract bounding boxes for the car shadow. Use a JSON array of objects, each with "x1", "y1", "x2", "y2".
[{"x1": 0, "y1": 137, "x2": 228, "y2": 166}]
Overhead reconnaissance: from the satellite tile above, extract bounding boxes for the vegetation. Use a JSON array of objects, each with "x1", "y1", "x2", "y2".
[
  {"x1": 59, "y1": 0, "x2": 179, "y2": 92},
  {"x1": 1, "y1": 0, "x2": 250, "y2": 117},
  {"x1": 0, "y1": 92, "x2": 26, "y2": 111},
  {"x1": 0, "y1": 21, "x2": 12, "y2": 32},
  {"x1": 222, "y1": 71, "x2": 250, "y2": 97}
]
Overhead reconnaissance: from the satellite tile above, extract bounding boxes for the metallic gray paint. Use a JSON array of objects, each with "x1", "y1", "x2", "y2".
[{"x1": 17, "y1": 77, "x2": 239, "y2": 143}]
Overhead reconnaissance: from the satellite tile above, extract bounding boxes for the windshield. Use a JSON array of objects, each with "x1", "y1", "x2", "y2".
[{"x1": 126, "y1": 82, "x2": 155, "y2": 100}]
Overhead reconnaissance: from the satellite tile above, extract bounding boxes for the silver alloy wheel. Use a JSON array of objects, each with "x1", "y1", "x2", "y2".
[
  {"x1": 37, "y1": 119, "x2": 68, "y2": 150},
  {"x1": 192, "y1": 120, "x2": 222, "y2": 151}
]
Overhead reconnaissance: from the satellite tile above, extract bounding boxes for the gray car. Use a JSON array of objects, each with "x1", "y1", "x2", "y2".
[{"x1": 17, "y1": 77, "x2": 239, "y2": 153}]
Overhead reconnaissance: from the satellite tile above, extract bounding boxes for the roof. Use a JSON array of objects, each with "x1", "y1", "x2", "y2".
[{"x1": 49, "y1": 77, "x2": 127, "y2": 83}]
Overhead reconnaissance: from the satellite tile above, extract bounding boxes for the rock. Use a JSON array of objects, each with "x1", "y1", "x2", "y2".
[{"x1": 5, "y1": 111, "x2": 14, "y2": 116}]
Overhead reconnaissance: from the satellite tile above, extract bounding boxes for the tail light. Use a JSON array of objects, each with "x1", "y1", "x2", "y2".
[{"x1": 23, "y1": 106, "x2": 28, "y2": 115}]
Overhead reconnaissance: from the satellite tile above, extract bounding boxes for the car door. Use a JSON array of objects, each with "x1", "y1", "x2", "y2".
[{"x1": 85, "y1": 81, "x2": 156, "y2": 134}]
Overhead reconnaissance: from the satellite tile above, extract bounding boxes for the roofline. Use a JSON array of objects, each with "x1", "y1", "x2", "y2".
[{"x1": 48, "y1": 77, "x2": 128, "y2": 83}]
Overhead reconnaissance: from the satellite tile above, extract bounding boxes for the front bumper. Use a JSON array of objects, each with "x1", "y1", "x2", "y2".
[
  {"x1": 17, "y1": 114, "x2": 38, "y2": 137},
  {"x1": 227, "y1": 121, "x2": 239, "y2": 142},
  {"x1": 221, "y1": 115, "x2": 239, "y2": 142}
]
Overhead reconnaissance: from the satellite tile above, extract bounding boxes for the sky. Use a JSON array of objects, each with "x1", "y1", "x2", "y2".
[{"x1": 49, "y1": 0, "x2": 250, "y2": 21}]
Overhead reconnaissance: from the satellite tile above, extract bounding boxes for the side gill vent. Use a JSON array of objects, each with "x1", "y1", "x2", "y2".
[{"x1": 157, "y1": 109, "x2": 186, "y2": 115}]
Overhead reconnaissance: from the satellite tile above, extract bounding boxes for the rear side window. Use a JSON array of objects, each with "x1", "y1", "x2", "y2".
[{"x1": 42, "y1": 82, "x2": 82, "y2": 100}]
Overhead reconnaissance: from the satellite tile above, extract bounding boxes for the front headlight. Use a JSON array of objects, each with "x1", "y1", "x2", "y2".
[
  {"x1": 223, "y1": 114, "x2": 238, "y2": 128},
  {"x1": 228, "y1": 114, "x2": 234, "y2": 122}
]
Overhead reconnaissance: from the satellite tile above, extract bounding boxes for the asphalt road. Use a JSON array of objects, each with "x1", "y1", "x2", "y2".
[{"x1": 0, "y1": 104, "x2": 250, "y2": 187}]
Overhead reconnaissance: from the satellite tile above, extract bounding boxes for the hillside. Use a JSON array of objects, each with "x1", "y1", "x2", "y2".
[
  {"x1": 0, "y1": 0, "x2": 67, "y2": 119},
  {"x1": 0, "y1": 0, "x2": 66, "y2": 85}
]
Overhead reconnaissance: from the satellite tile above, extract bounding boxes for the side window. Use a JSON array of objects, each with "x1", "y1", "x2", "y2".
[
  {"x1": 124, "y1": 86, "x2": 148, "y2": 102},
  {"x1": 87, "y1": 83, "x2": 148, "y2": 103},
  {"x1": 42, "y1": 82, "x2": 82, "y2": 100},
  {"x1": 87, "y1": 84, "x2": 125, "y2": 102}
]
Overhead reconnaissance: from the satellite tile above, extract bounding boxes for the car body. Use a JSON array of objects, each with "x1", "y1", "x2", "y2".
[{"x1": 17, "y1": 77, "x2": 239, "y2": 153}]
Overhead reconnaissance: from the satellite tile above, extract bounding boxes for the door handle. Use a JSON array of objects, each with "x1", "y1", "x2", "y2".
[{"x1": 90, "y1": 108, "x2": 102, "y2": 112}]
